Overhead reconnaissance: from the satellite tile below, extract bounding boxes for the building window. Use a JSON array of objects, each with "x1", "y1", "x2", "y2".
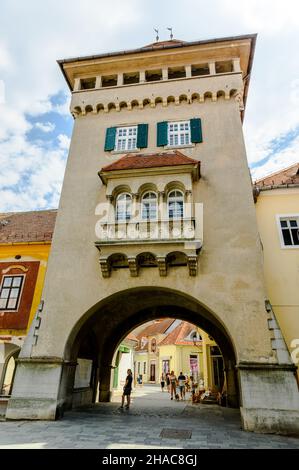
[
  {"x1": 162, "y1": 360, "x2": 170, "y2": 374},
  {"x1": 168, "y1": 190, "x2": 184, "y2": 219},
  {"x1": 280, "y1": 217, "x2": 299, "y2": 246},
  {"x1": 116, "y1": 193, "x2": 132, "y2": 221},
  {"x1": 105, "y1": 124, "x2": 148, "y2": 152},
  {"x1": 151, "y1": 338, "x2": 157, "y2": 353},
  {"x1": 115, "y1": 126, "x2": 137, "y2": 151},
  {"x1": 101, "y1": 75, "x2": 117, "y2": 87},
  {"x1": 80, "y1": 77, "x2": 96, "y2": 90},
  {"x1": 168, "y1": 121, "x2": 191, "y2": 147},
  {"x1": 143, "y1": 362, "x2": 146, "y2": 375},
  {"x1": 137, "y1": 362, "x2": 141, "y2": 374},
  {"x1": 141, "y1": 192, "x2": 157, "y2": 220},
  {"x1": 0, "y1": 275, "x2": 24, "y2": 311},
  {"x1": 157, "y1": 119, "x2": 202, "y2": 147},
  {"x1": 145, "y1": 69, "x2": 162, "y2": 82}
]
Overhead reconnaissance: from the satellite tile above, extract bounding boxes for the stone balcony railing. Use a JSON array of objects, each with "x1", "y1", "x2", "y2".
[{"x1": 95, "y1": 217, "x2": 201, "y2": 246}]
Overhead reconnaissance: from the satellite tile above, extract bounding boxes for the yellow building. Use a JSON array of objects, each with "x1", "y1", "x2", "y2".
[
  {"x1": 0, "y1": 210, "x2": 56, "y2": 407},
  {"x1": 254, "y1": 163, "x2": 299, "y2": 377},
  {"x1": 133, "y1": 319, "x2": 223, "y2": 392}
]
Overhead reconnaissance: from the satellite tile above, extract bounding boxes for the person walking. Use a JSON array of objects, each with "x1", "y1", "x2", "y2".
[
  {"x1": 169, "y1": 371, "x2": 177, "y2": 400},
  {"x1": 160, "y1": 373, "x2": 165, "y2": 392},
  {"x1": 166, "y1": 373, "x2": 171, "y2": 393},
  {"x1": 120, "y1": 369, "x2": 133, "y2": 410},
  {"x1": 178, "y1": 371, "x2": 186, "y2": 400}
]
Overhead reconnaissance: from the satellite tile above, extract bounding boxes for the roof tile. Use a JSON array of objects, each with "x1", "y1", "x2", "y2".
[
  {"x1": 100, "y1": 151, "x2": 200, "y2": 173},
  {"x1": 254, "y1": 163, "x2": 299, "y2": 188},
  {"x1": 0, "y1": 210, "x2": 57, "y2": 243}
]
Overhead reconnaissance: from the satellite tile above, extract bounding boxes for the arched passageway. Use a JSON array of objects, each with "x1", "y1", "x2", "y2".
[{"x1": 62, "y1": 287, "x2": 239, "y2": 413}]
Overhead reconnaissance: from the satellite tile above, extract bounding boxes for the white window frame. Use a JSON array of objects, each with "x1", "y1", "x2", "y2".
[
  {"x1": 276, "y1": 214, "x2": 299, "y2": 249},
  {"x1": 141, "y1": 192, "x2": 158, "y2": 221},
  {"x1": 167, "y1": 120, "x2": 191, "y2": 147},
  {"x1": 0, "y1": 274, "x2": 25, "y2": 312},
  {"x1": 115, "y1": 126, "x2": 138, "y2": 152},
  {"x1": 116, "y1": 193, "x2": 132, "y2": 222},
  {"x1": 168, "y1": 190, "x2": 184, "y2": 219}
]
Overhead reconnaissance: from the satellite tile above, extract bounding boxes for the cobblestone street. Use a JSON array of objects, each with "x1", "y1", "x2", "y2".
[{"x1": 0, "y1": 386, "x2": 298, "y2": 449}]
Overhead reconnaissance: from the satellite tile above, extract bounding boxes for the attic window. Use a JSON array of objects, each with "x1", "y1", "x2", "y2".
[
  {"x1": 123, "y1": 72, "x2": 140, "y2": 85},
  {"x1": 168, "y1": 66, "x2": 186, "y2": 79},
  {"x1": 191, "y1": 63, "x2": 209, "y2": 76},
  {"x1": 101, "y1": 75, "x2": 117, "y2": 87},
  {"x1": 215, "y1": 60, "x2": 233, "y2": 74},
  {"x1": 145, "y1": 69, "x2": 162, "y2": 82},
  {"x1": 80, "y1": 77, "x2": 96, "y2": 90},
  {"x1": 191, "y1": 331, "x2": 202, "y2": 342}
]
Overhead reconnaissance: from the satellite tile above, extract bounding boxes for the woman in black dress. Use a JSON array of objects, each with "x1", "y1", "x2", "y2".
[
  {"x1": 160, "y1": 373, "x2": 165, "y2": 392},
  {"x1": 120, "y1": 369, "x2": 133, "y2": 409}
]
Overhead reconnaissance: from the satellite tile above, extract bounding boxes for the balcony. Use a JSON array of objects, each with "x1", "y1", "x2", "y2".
[
  {"x1": 96, "y1": 217, "x2": 200, "y2": 245},
  {"x1": 95, "y1": 214, "x2": 202, "y2": 278}
]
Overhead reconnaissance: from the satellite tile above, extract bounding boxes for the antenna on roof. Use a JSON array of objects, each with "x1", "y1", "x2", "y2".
[
  {"x1": 154, "y1": 28, "x2": 159, "y2": 42},
  {"x1": 167, "y1": 27, "x2": 173, "y2": 40}
]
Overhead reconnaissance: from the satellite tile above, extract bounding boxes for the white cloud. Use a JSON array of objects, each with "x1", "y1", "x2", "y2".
[
  {"x1": 58, "y1": 134, "x2": 70, "y2": 151},
  {"x1": 35, "y1": 121, "x2": 56, "y2": 133},
  {"x1": 251, "y1": 134, "x2": 299, "y2": 181},
  {"x1": 223, "y1": 0, "x2": 299, "y2": 34},
  {"x1": 0, "y1": 81, "x2": 5, "y2": 105}
]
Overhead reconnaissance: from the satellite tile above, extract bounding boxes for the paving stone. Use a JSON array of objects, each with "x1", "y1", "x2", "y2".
[{"x1": 0, "y1": 385, "x2": 299, "y2": 449}]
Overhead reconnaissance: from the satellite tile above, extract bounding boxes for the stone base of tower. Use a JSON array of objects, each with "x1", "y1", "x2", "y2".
[
  {"x1": 238, "y1": 363, "x2": 299, "y2": 436},
  {"x1": 5, "y1": 358, "x2": 75, "y2": 421}
]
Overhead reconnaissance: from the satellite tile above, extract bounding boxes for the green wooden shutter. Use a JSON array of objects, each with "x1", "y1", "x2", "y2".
[
  {"x1": 190, "y1": 118, "x2": 203, "y2": 143},
  {"x1": 157, "y1": 122, "x2": 168, "y2": 147},
  {"x1": 104, "y1": 127, "x2": 117, "y2": 151},
  {"x1": 137, "y1": 124, "x2": 148, "y2": 149}
]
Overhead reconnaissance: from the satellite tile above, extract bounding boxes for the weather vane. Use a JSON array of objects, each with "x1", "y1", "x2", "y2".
[
  {"x1": 154, "y1": 28, "x2": 159, "y2": 42},
  {"x1": 167, "y1": 27, "x2": 173, "y2": 40}
]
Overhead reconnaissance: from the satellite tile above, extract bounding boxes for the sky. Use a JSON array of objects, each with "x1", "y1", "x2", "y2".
[{"x1": 0, "y1": 0, "x2": 299, "y2": 212}]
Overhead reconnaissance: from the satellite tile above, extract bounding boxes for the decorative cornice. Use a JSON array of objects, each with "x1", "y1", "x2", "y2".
[
  {"x1": 2, "y1": 265, "x2": 29, "y2": 274},
  {"x1": 72, "y1": 87, "x2": 241, "y2": 118}
]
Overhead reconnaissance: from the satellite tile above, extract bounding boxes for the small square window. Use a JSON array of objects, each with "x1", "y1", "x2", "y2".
[
  {"x1": 167, "y1": 121, "x2": 190, "y2": 147},
  {"x1": 0, "y1": 275, "x2": 24, "y2": 311},
  {"x1": 279, "y1": 217, "x2": 299, "y2": 247},
  {"x1": 115, "y1": 126, "x2": 137, "y2": 152}
]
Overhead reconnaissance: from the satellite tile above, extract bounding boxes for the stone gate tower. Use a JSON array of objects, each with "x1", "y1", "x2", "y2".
[{"x1": 6, "y1": 34, "x2": 299, "y2": 434}]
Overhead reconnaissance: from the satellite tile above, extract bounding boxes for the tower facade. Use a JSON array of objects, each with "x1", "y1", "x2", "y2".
[{"x1": 6, "y1": 35, "x2": 299, "y2": 434}]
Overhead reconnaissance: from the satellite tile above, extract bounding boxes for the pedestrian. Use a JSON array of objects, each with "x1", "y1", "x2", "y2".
[
  {"x1": 160, "y1": 373, "x2": 165, "y2": 392},
  {"x1": 169, "y1": 370, "x2": 177, "y2": 400},
  {"x1": 190, "y1": 376, "x2": 197, "y2": 402},
  {"x1": 178, "y1": 371, "x2": 186, "y2": 400},
  {"x1": 120, "y1": 369, "x2": 133, "y2": 410},
  {"x1": 166, "y1": 373, "x2": 171, "y2": 393}
]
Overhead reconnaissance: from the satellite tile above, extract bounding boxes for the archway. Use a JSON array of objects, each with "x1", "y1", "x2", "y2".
[
  {"x1": 63, "y1": 287, "x2": 239, "y2": 412},
  {"x1": 0, "y1": 346, "x2": 20, "y2": 396}
]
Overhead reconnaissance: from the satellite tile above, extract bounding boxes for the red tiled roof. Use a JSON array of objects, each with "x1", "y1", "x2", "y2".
[
  {"x1": 100, "y1": 151, "x2": 200, "y2": 173},
  {"x1": 254, "y1": 163, "x2": 299, "y2": 188},
  {"x1": 136, "y1": 319, "x2": 176, "y2": 339},
  {"x1": 159, "y1": 321, "x2": 198, "y2": 346},
  {"x1": 0, "y1": 210, "x2": 57, "y2": 243},
  {"x1": 126, "y1": 332, "x2": 138, "y2": 342},
  {"x1": 134, "y1": 319, "x2": 176, "y2": 351}
]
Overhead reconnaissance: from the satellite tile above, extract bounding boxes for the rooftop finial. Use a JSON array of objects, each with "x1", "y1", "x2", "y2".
[
  {"x1": 154, "y1": 28, "x2": 159, "y2": 42},
  {"x1": 167, "y1": 27, "x2": 173, "y2": 40}
]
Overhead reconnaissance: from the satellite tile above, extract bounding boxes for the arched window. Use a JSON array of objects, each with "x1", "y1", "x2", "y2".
[
  {"x1": 116, "y1": 193, "x2": 132, "y2": 221},
  {"x1": 141, "y1": 192, "x2": 157, "y2": 220},
  {"x1": 168, "y1": 190, "x2": 184, "y2": 219}
]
